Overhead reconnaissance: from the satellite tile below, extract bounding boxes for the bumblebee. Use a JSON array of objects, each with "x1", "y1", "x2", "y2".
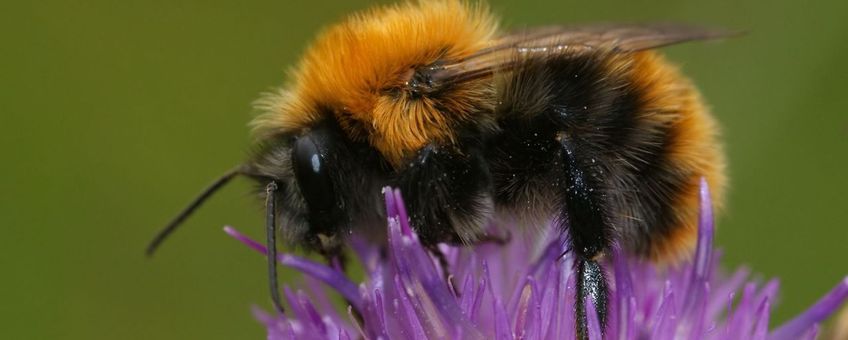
[{"x1": 148, "y1": 1, "x2": 726, "y2": 337}]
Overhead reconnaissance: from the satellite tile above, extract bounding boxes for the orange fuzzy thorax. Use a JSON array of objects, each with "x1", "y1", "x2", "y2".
[{"x1": 254, "y1": 1, "x2": 498, "y2": 166}]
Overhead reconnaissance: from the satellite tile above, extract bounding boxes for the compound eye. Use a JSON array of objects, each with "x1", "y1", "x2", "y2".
[{"x1": 291, "y1": 135, "x2": 336, "y2": 215}]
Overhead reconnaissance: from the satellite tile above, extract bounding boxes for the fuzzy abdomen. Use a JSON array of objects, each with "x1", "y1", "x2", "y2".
[{"x1": 489, "y1": 50, "x2": 725, "y2": 262}]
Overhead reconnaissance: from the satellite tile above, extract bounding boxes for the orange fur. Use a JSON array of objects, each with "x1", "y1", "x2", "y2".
[
  {"x1": 254, "y1": 0, "x2": 497, "y2": 166},
  {"x1": 624, "y1": 52, "x2": 726, "y2": 263}
]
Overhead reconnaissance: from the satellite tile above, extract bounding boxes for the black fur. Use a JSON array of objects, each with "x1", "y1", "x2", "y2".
[
  {"x1": 491, "y1": 50, "x2": 692, "y2": 258},
  {"x1": 624, "y1": 125, "x2": 692, "y2": 257},
  {"x1": 246, "y1": 117, "x2": 389, "y2": 254},
  {"x1": 397, "y1": 142, "x2": 493, "y2": 245}
]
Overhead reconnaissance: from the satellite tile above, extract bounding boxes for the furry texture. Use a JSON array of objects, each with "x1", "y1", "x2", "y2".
[
  {"x1": 601, "y1": 51, "x2": 725, "y2": 262},
  {"x1": 491, "y1": 50, "x2": 725, "y2": 263},
  {"x1": 249, "y1": 0, "x2": 726, "y2": 263},
  {"x1": 246, "y1": 119, "x2": 389, "y2": 253},
  {"x1": 254, "y1": 0, "x2": 498, "y2": 166}
]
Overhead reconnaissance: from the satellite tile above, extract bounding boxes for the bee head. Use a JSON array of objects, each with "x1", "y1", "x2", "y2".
[{"x1": 246, "y1": 120, "x2": 389, "y2": 251}]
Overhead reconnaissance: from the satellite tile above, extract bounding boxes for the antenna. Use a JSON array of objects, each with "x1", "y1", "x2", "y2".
[{"x1": 146, "y1": 166, "x2": 243, "y2": 257}]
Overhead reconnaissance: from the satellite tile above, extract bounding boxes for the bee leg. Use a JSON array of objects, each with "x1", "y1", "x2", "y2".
[
  {"x1": 320, "y1": 248, "x2": 364, "y2": 325},
  {"x1": 397, "y1": 143, "x2": 493, "y2": 252},
  {"x1": 474, "y1": 230, "x2": 512, "y2": 246},
  {"x1": 425, "y1": 243, "x2": 459, "y2": 296},
  {"x1": 574, "y1": 256, "x2": 608, "y2": 339},
  {"x1": 320, "y1": 247, "x2": 347, "y2": 273},
  {"x1": 557, "y1": 137, "x2": 611, "y2": 339},
  {"x1": 264, "y1": 181, "x2": 285, "y2": 315},
  {"x1": 398, "y1": 142, "x2": 492, "y2": 296}
]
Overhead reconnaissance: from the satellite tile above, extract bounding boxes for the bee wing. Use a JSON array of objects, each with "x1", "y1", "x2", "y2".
[
  {"x1": 498, "y1": 23, "x2": 732, "y2": 53},
  {"x1": 429, "y1": 23, "x2": 734, "y2": 85}
]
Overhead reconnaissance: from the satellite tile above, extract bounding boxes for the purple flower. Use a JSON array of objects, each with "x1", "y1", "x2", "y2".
[{"x1": 225, "y1": 179, "x2": 848, "y2": 339}]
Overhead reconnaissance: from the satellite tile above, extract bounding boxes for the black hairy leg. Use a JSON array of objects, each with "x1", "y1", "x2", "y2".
[
  {"x1": 319, "y1": 247, "x2": 348, "y2": 275},
  {"x1": 489, "y1": 51, "x2": 649, "y2": 338},
  {"x1": 558, "y1": 137, "x2": 611, "y2": 339},
  {"x1": 425, "y1": 231, "x2": 513, "y2": 297},
  {"x1": 264, "y1": 181, "x2": 285, "y2": 314},
  {"x1": 574, "y1": 259, "x2": 608, "y2": 337},
  {"x1": 474, "y1": 231, "x2": 512, "y2": 246},
  {"x1": 486, "y1": 120, "x2": 613, "y2": 338},
  {"x1": 425, "y1": 243, "x2": 459, "y2": 296},
  {"x1": 397, "y1": 143, "x2": 494, "y2": 297},
  {"x1": 320, "y1": 248, "x2": 366, "y2": 325},
  {"x1": 396, "y1": 143, "x2": 494, "y2": 246}
]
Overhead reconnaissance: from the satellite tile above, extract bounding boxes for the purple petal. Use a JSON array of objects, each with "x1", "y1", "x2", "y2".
[
  {"x1": 684, "y1": 177, "x2": 714, "y2": 314},
  {"x1": 392, "y1": 273, "x2": 428, "y2": 339},
  {"x1": 513, "y1": 282, "x2": 532, "y2": 338},
  {"x1": 769, "y1": 276, "x2": 848, "y2": 340},
  {"x1": 483, "y1": 261, "x2": 511, "y2": 340},
  {"x1": 223, "y1": 226, "x2": 265, "y2": 253},
  {"x1": 393, "y1": 188, "x2": 413, "y2": 236},
  {"x1": 225, "y1": 183, "x2": 848, "y2": 340},
  {"x1": 613, "y1": 245, "x2": 634, "y2": 339},
  {"x1": 278, "y1": 254, "x2": 363, "y2": 311},
  {"x1": 753, "y1": 298, "x2": 771, "y2": 340},
  {"x1": 222, "y1": 226, "x2": 362, "y2": 310},
  {"x1": 346, "y1": 305, "x2": 368, "y2": 339},
  {"x1": 382, "y1": 186, "x2": 398, "y2": 219}
]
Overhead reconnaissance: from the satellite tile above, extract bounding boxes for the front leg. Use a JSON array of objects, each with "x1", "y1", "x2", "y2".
[
  {"x1": 558, "y1": 136, "x2": 612, "y2": 339},
  {"x1": 396, "y1": 143, "x2": 494, "y2": 290},
  {"x1": 396, "y1": 144, "x2": 494, "y2": 246},
  {"x1": 320, "y1": 248, "x2": 366, "y2": 325}
]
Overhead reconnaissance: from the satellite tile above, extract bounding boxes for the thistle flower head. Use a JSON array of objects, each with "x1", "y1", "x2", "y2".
[{"x1": 225, "y1": 180, "x2": 848, "y2": 339}]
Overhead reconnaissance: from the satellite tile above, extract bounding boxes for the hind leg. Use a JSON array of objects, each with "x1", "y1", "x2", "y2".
[{"x1": 557, "y1": 138, "x2": 612, "y2": 339}]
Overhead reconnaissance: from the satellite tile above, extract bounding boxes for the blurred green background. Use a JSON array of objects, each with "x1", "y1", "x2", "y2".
[{"x1": 2, "y1": 0, "x2": 847, "y2": 339}]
